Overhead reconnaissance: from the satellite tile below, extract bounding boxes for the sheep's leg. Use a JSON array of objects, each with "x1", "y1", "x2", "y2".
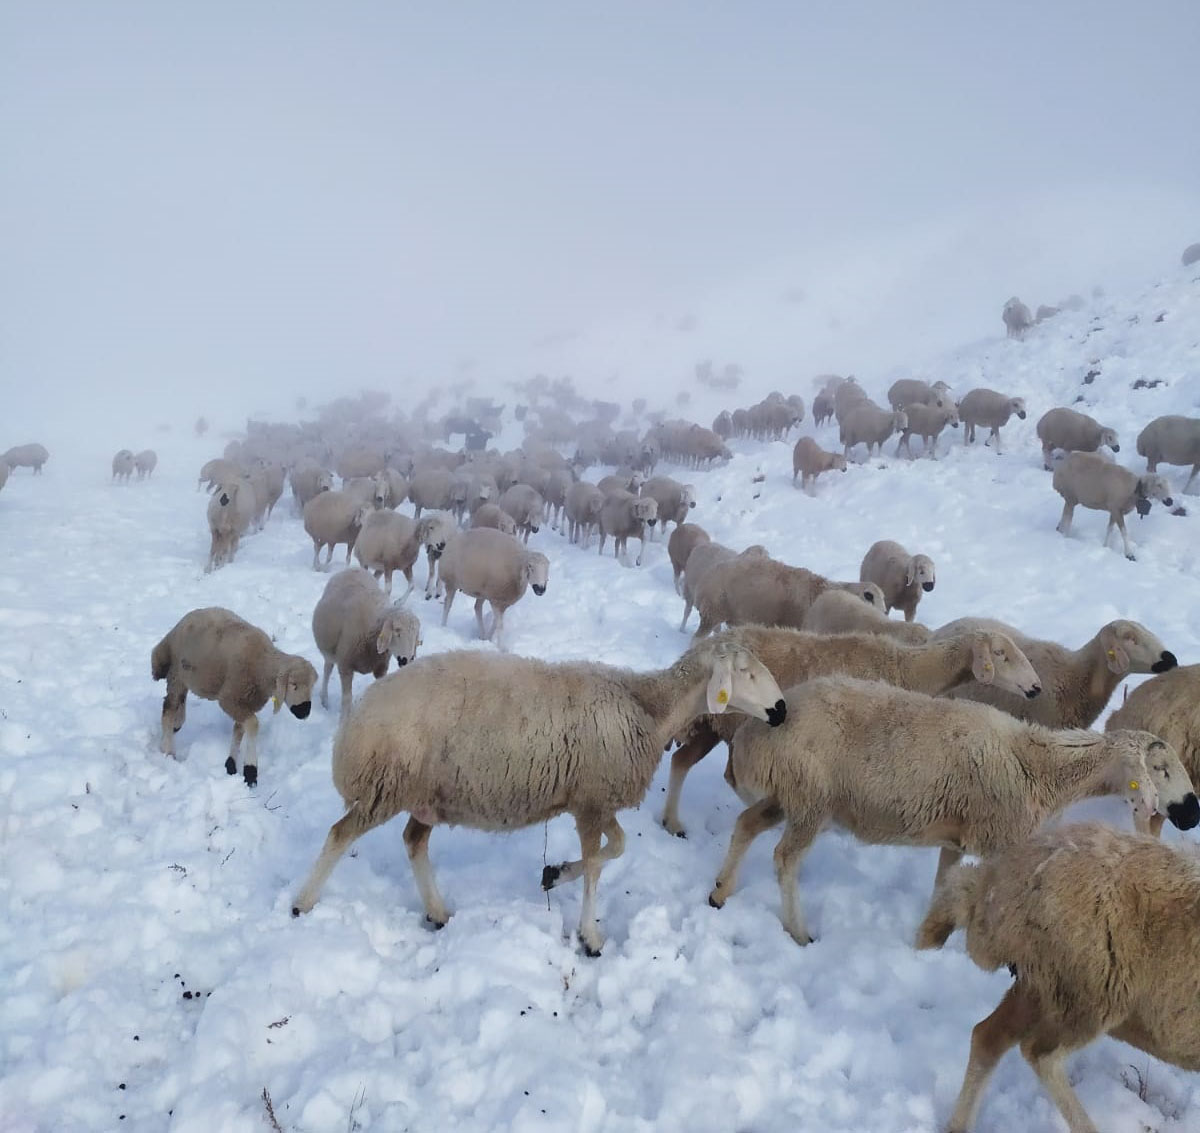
[
  {"x1": 474, "y1": 597, "x2": 488, "y2": 640},
  {"x1": 1056, "y1": 500, "x2": 1075, "y2": 535},
  {"x1": 292, "y1": 802, "x2": 376, "y2": 915},
  {"x1": 774, "y1": 818, "x2": 820, "y2": 945},
  {"x1": 1021, "y1": 1036, "x2": 1099, "y2": 1133},
  {"x1": 403, "y1": 817, "x2": 450, "y2": 928},
  {"x1": 319, "y1": 658, "x2": 334, "y2": 709},
  {"x1": 662, "y1": 731, "x2": 720, "y2": 837},
  {"x1": 1112, "y1": 512, "x2": 1135, "y2": 560},
  {"x1": 1184, "y1": 463, "x2": 1199, "y2": 494},
  {"x1": 160, "y1": 680, "x2": 187, "y2": 756},
  {"x1": 323, "y1": 543, "x2": 335, "y2": 568},
  {"x1": 491, "y1": 606, "x2": 506, "y2": 651},
  {"x1": 708, "y1": 796, "x2": 785, "y2": 908},
  {"x1": 338, "y1": 668, "x2": 354, "y2": 722},
  {"x1": 933, "y1": 846, "x2": 962, "y2": 890},
  {"x1": 946, "y1": 984, "x2": 1040, "y2": 1133},
  {"x1": 311, "y1": 540, "x2": 322, "y2": 570},
  {"x1": 547, "y1": 815, "x2": 623, "y2": 957},
  {"x1": 424, "y1": 551, "x2": 440, "y2": 599},
  {"x1": 240, "y1": 714, "x2": 260, "y2": 786},
  {"x1": 634, "y1": 533, "x2": 646, "y2": 567},
  {"x1": 344, "y1": 542, "x2": 352, "y2": 564},
  {"x1": 1042, "y1": 443, "x2": 1055, "y2": 471},
  {"x1": 398, "y1": 569, "x2": 414, "y2": 600},
  {"x1": 678, "y1": 596, "x2": 694, "y2": 633},
  {"x1": 226, "y1": 720, "x2": 244, "y2": 777},
  {"x1": 542, "y1": 815, "x2": 625, "y2": 888},
  {"x1": 441, "y1": 587, "x2": 456, "y2": 627}
]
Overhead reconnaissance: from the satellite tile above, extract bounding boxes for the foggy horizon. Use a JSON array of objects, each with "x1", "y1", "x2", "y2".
[{"x1": 3, "y1": 1, "x2": 1199, "y2": 432}]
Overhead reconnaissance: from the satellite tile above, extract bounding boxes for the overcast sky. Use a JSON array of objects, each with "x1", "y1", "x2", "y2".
[{"x1": 2, "y1": 1, "x2": 1198, "y2": 426}]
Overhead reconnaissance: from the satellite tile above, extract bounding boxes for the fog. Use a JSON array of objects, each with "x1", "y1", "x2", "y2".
[{"x1": 3, "y1": 1, "x2": 1198, "y2": 436}]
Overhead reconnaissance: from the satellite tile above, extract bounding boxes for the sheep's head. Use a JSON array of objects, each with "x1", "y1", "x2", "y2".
[
  {"x1": 936, "y1": 398, "x2": 961, "y2": 427},
  {"x1": 1009, "y1": 397, "x2": 1028, "y2": 420},
  {"x1": 1139, "y1": 735, "x2": 1200, "y2": 831},
  {"x1": 1100, "y1": 427, "x2": 1120, "y2": 452},
  {"x1": 702, "y1": 643, "x2": 787, "y2": 727},
  {"x1": 906, "y1": 554, "x2": 936, "y2": 593},
  {"x1": 378, "y1": 607, "x2": 420, "y2": 668},
  {"x1": 681, "y1": 486, "x2": 697, "y2": 510},
  {"x1": 525, "y1": 551, "x2": 550, "y2": 596},
  {"x1": 1135, "y1": 473, "x2": 1173, "y2": 512},
  {"x1": 274, "y1": 656, "x2": 318, "y2": 719},
  {"x1": 316, "y1": 471, "x2": 334, "y2": 494},
  {"x1": 633, "y1": 497, "x2": 658, "y2": 524},
  {"x1": 418, "y1": 514, "x2": 455, "y2": 558},
  {"x1": 1102, "y1": 730, "x2": 1193, "y2": 834},
  {"x1": 851, "y1": 581, "x2": 884, "y2": 606},
  {"x1": 1099, "y1": 620, "x2": 1176, "y2": 676},
  {"x1": 830, "y1": 453, "x2": 848, "y2": 473},
  {"x1": 969, "y1": 631, "x2": 1041, "y2": 699}
]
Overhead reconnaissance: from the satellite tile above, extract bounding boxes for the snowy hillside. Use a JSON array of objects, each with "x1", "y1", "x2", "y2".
[{"x1": 1, "y1": 263, "x2": 1199, "y2": 1133}]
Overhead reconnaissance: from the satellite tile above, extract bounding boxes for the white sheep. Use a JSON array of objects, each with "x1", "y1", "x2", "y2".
[
  {"x1": 894, "y1": 396, "x2": 959, "y2": 458},
  {"x1": 1001, "y1": 296, "x2": 1033, "y2": 338},
  {"x1": 303, "y1": 490, "x2": 368, "y2": 571},
  {"x1": 291, "y1": 637, "x2": 788, "y2": 955},
  {"x1": 497, "y1": 483, "x2": 545, "y2": 544},
  {"x1": 312, "y1": 568, "x2": 422, "y2": 720},
  {"x1": 205, "y1": 476, "x2": 256, "y2": 572},
  {"x1": 1035, "y1": 406, "x2": 1119, "y2": 469},
  {"x1": 859, "y1": 539, "x2": 935, "y2": 622},
  {"x1": 134, "y1": 449, "x2": 158, "y2": 478},
  {"x1": 598, "y1": 490, "x2": 658, "y2": 566},
  {"x1": 1106, "y1": 662, "x2": 1200, "y2": 832},
  {"x1": 438, "y1": 527, "x2": 549, "y2": 649},
  {"x1": 1052, "y1": 450, "x2": 1175, "y2": 559},
  {"x1": 661, "y1": 624, "x2": 1040, "y2": 837},
  {"x1": 198, "y1": 457, "x2": 239, "y2": 493},
  {"x1": 640, "y1": 475, "x2": 697, "y2": 538},
  {"x1": 693, "y1": 555, "x2": 883, "y2": 638},
  {"x1": 886, "y1": 377, "x2": 952, "y2": 410},
  {"x1": 353, "y1": 509, "x2": 453, "y2": 598},
  {"x1": 469, "y1": 502, "x2": 518, "y2": 536},
  {"x1": 1, "y1": 443, "x2": 49, "y2": 473},
  {"x1": 791, "y1": 437, "x2": 847, "y2": 492},
  {"x1": 801, "y1": 589, "x2": 931, "y2": 642},
  {"x1": 936, "y1": 615, "x2": 1177, "y2": 728},
  {"x1": 677, "y1": 543, "x2": 768, "y2": 632},
  {"x1": 408, "y1": 466, "x2": 455, "y2": 517},
  {"x1": 289, "y1": 463, "x2": 334, "y2": 512},
  {"x1": 709, "y1": 676, "x2": 1197, "y2": 944},
  {"x1": 840, "y1": 403, "x2": 908, "y2": 460},
  {"x1": 152, "y1": 606, "x2": 317, "y2": 786},
  {"x1": 958, "y1": 388, "x2": 1027, "y2": 453},
  {"x1": 1136, "y1": 414, "x2": 1200, "y2": 494},
  {"x1": 564, "y1": 481, "x2": 606, "y2": 547},
  {"x1": 667, "y1": 522, "x2": 710, "y2": 596},
  {"x1": 112, "y1": 449, "x2": 135, "y2": 482},
  {"x1": 917, "y1": 822, "x2": 1200, "y2": 1133}
]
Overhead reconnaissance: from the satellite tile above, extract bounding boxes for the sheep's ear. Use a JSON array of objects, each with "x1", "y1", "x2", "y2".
[
  {"x1": 1106, "y1": 642, "x2": 1131, "y2": 674},
  {"x1": 272, "y1": 672, "x2": 287, "y2": 713},
  {"x1": 904, "y1": 561, "x2": 916, "y2": 587},
  {"x1": 376, "y1": 622, "x2": 394, "y2": 654},
  {"x1": 971, "y1": 638, "x2": 996, "y2": 685},
  {"x1": 706, "y1": 655, "x2": 735, "y2": 714}
]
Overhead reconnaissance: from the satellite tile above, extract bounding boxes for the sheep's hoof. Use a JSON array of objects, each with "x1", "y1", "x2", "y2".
[
  {"x1": 541, "y1": 864, "x2": 562, "y2": 890},
  {"x1": 425, "y1": 914, "x2": 447, "y2": 931},
  {"x1": 1126, "y1": 553, "x2": 1137, "y2": 562},
  {"x1": 580, "y1": 938, "x2": 602, "y2": 959},
  {"x1": 789, "y1": 932, "x2": 815, "y2": 947},
  {"x1": 224, "y1": 756, "x2": 237, "y2": 776},
  {"x1": 243, "y1": 764, "x2": 258, "y2": 788},
  {"x1": 291, "y1": 906, "x2": 301, "y2": 918}
]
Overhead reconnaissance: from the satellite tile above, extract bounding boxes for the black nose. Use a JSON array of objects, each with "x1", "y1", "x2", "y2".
[
  {"x1": 396, "y1": 656, "x2": 408, "y2": 667},
  {"x1": 1025, "y1": 684, "x2": 1042, "y2": 699},
  {"x1": 219, "y1": 493, "x2": 229, "y2": 505},
  {"x1": 1152, "y1": 651, "x2": 1178, "y2": 673},
  {"x1": 922, "y1": 581, "x2": 934, "y2": 592},
  {"x1": 1017, "y1": 410, "x2": 1026, "y2": 419},
  {"x1": 1111, "y1": 443, "x2": 1120, "y2": 452},
  {"x1": 689, "y1": 501, "x2": 696, "y2": 508},
  {"x1": 1168, "y1": 794, "x2": 1200, "y2": 831},
  {"x1": 647, "y1": 519, "x2": 657, "y2": 526},
  {"x1": 1163, "y1": 496, "x2": 1174, "y2": 508},
  {"x1": 532, "y1": 583, "x2": 546, "y2": 595},
  {"x1": 290, "y1": 701, "x2": 312, "y2": 719},
  {"x1": 765, "y1": 699, "x2": 787, "y2": 727}
]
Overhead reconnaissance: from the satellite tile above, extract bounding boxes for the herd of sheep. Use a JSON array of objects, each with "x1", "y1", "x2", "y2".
[{"x1": 4, "y1": 342, "x2": 1200, "y2": 1131}]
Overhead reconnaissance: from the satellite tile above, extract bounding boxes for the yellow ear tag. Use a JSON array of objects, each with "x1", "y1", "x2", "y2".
[
  {"x1": 984, "y1": 662, "x2": 993, "y2": 673},
  {"x1": 273, "y1": 695, "x2": 283, "y2": 712},
  {"x1": 716, "y1": 689, "x2": 729, "y2": 705},
  {"x1": 1129, "y1": 780, "x2": 1140, "y2": 790}
]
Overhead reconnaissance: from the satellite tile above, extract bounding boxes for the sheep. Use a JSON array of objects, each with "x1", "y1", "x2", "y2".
[
  {"x1": 497, "y1": 483, "x2": 545, "y2": 544},
  {"x1": 1106, "y1": 663, "x2": 1200, "y2": 831},
  {"x1": 678, "y1": 543, "x2": 768, "y2": 632},
  {"x1": 377, "y1": 467, "x2": 409, "y2": 509},
  {"x1": 791, "y1": 437, "x2": 847, "y2": 492},
  {"x1": 801, "y1": 589, "x2": 931, "y2": 643},
  {"x1": 151, "y1": 606, "x2": 317, "y2": 787},
  {"x1": 709, "y1": 677, "x2": 1198, "y2": 945},
  {"x1": 1001, "y1": 296, "x2": 1033, "y2": 338},
  {"x1": 1035, "y1": 407, "x2": 1119, "y2": 469},
  {"x1": 598, "y1": 490, "x2": 658, "y2": 566},
  {"x1": 303, "y1": 490, "x2": 369, "y2": 571},
  {"x1": 935, "y1": 616, "x2": 1177, "y2": 728},
  {"x1": 667, "y1": 523, "x2": 710, "y2": 596},
  {"x1": 859, "y1": 539, "x2": 935, "y2": 622},
  {"x1": 958, "y1": 388, "x2": 1027, "y2": 453},
  {"x1": 564, "y1": 481, "x2": 606, "y2": 547},
  {"x1": 342, "y1": 474, "x2": 387, "y2": 510},
  {"x1": 917, "y1": 822, "x2": 1200, "y2": 1133},
  {"x1": 812, "y1": 388, "x2": 835, "y2": 427},
  {"x1": 199, "y1": 457, "x2": 239, "y2": 492},
  {"x1": 246, "y1": 460, "x2": 285, "y2": 527},
  {"x1": 1136, "y1": 414, "x2": 1200, "y2": 494},
  {"x1": 1182, "y1": 242, "x2": 1200, "y2": 266},
  {"x1": 712, "y1": 410, "x2": 733, "y2": 438},
  {"x1": 438, "y1": 527, "x2": 550, "y2": 649},
  {"x1": 894, "y1": 396, "x2": 960, "y2": 458},
  {"x1": 540, "y1": 467, "x2": 575, "y2": 531},
  {"x1": 1052, "y1": 451, "x2": 1175, "y2": 559},
  {"x1": 312, "y1": 568, "x2": 421, "y2": 721},
  {"x1": 839, "y1": 403, "x2": 907, "y2": 460},
  {"x1": 832, "y1": 378, "x2": 868, "y2": 424},
  {"x1": 134, "y1": 449, "x2": 157, "y2": 478},
  {"x1": 449, "y1": 468, "x2": 497, "y2": 526},
  {"x1": 692, "y1": 555, "x2": 883, "y2": 639},
  {"x1": 1, "y1": 443, "x2": 49, "y2": 473},
  {"x1": 408, "y1": 466, "x2": 455, "y2": 517},
  {"x1": 335, "y1": 445, "x2": 387, "y2": 481},
  {"x1": 290, "y1": 635, "x2": 788, "y2": 955},
  {"x1": 205, "y1": 476, "x2": 256, "y2": 572},
  {"x1": 596, "y1": 470, "x2": 643, "y2": 497},
  {"x1": 661, "y1": 625, "x2": 1040, "y2": 837},
  {"x1": 469, "y1": 502, "x2": 517, "y2": 536},
  {"x1": 354, "y1": 509, "x2": 454, "y2": 598},
  {"x1": 640, "y1": 475, "x2": 696, "y2": 537},
  {"x1": 887, "y1": 377, "x2": 951, "y2": 410},
  {"x1": 111, "y1": 449, "x2": 135, "y2": 482},
  {"x1": 289, "y1": 463, "x2": 334, "y2": 512}
]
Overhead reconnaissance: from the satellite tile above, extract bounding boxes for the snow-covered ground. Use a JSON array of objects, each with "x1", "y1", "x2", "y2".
[{"x1": 2, "y1": 265, "x2": 1199, "y2": 1133}]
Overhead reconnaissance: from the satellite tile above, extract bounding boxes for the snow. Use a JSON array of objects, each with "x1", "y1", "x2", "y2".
[{"x1": 2, "y1": 265, "x2": 1199, "y2": 1133}]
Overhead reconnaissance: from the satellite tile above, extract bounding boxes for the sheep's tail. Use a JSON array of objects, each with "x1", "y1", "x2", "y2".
[
  {"x1": 915, "y1": 861, "x2": 981, "y2": 950},
  {"x1": 151, "y1": 636, "x2": 172, "y2": 681}
]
